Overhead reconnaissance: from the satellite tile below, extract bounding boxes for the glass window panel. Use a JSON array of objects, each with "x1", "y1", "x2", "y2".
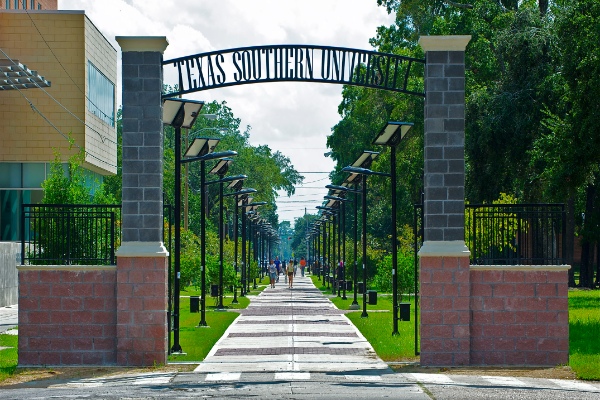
[
  {"x1": 0, "y1": 190, "x2": 21, "y2": 241},
  {"x1": 0, "y1": 164, "x2": 21, "y2": 188},
  {"x1": 88, "y1": 61, "x2": 115, "y2": 127},
  {"x1": 23, "y1": 163, "x2": 46, "y2": 188}
]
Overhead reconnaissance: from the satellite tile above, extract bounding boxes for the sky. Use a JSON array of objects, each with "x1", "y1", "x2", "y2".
[{"x1": 59, "y1": 0, "x2": 395, "y2": 226}]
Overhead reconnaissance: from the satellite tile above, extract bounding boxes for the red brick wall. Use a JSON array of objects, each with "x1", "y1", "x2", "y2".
[
  {"x1": 420, "y1": 255, "x2": 471, "y2": 366},
  {"x1": 470, "y1": 268, "x2": 569, "y2": 366},
  {"x1": 18, "y1": 267, "x2": 117, "y2": 366},
  {"x1": 116, "y1": 256, "x2": 168, "y2": 366}
]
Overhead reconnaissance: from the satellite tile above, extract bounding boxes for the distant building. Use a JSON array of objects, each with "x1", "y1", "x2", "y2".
[
  {"x1": 0, "y1": 0, "x2": 57, "y2": 10},
  {"x1": 0, "y1": 8, "x2": 117, "y2": 241}
]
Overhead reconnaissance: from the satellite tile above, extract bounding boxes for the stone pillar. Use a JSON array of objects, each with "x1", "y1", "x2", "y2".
[
  {"x1": 115, "y1": 36, "x2": 169, "y2": 366},
  {"x1": 418, "y1": 35, "x2": 471, "y2": 366}
]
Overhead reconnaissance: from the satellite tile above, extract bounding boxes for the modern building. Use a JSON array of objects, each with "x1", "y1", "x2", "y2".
[{"x1": 0, "y1": 8, "x2": 117, "y2": 241}]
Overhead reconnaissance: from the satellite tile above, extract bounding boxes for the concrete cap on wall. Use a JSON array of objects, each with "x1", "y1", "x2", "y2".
[
  {"x1": 115, "y1": 36, "x2": 169, "y2": 53},
  {"x1": 418, "y1": 240, "x2": 471, "y2": 257},
  {"x1": 418, "y1": 35, "x2": 471, "y2": 52}
]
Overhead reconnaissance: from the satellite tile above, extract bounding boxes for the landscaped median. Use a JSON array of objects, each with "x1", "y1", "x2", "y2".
[{"x1": 310, "y1": 275, "x2": 600, "y2": 381}]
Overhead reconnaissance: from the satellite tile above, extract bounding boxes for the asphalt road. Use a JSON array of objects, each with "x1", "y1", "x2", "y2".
[{"x1": 1, "y1": 370, "x2": 599, "y2": 399}]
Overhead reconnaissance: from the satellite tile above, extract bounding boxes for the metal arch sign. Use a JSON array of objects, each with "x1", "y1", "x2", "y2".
[{"x1": 162, "y1": 45, "x2": 425, "y2": 98}]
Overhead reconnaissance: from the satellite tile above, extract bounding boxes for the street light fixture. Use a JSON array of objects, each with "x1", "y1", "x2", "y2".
[
  {"x1": 373, "y1": 121, "x2": 414, "y2": 335},
  {"x1": 183, "y1": 149, "x2": 237, "y2": 327},
  {"x1": 223, "y1": 187, "x2": 255, "y2": 303},
  {"x1": 162, "y1": 98, "x2": 204, "y2": 354},
  {"x1": 342, "y1": 164, "x2": 390, "y2": 318},
  {"x1": 209, "y1": 159, "x2": 234, "y2": 310}
]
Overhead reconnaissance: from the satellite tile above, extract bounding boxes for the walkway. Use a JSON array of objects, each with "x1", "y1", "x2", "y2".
[{"x1": 194, "y1": 274, "x2": 389, "y2": 373}]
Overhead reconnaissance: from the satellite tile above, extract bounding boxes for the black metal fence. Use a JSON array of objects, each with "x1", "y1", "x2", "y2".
[
  {"x1": 21, "y1": 204, "x2": 121, "y2": 266},
  {"x1": 21, "y1": 204, "x2": 173, "y2": 266},
  {"x1": 466, "y1": 203, "x2": 565, "y2": 265},
  {"x1": 413, "y1": 203, "x2": 565, "y2": 266}
]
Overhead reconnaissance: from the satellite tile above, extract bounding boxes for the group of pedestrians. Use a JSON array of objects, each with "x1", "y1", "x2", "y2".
[{"x1": 267, "y1": 256, "x2": 308, "y2": 289}]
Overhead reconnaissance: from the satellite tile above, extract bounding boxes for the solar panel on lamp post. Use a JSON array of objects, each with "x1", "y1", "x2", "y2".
[
  {"x1": 373, "y1": 121, "x2": 413, "y2": 335},
  {"x1": 162, "y1": 98, "x2": 204, "y2": 354}
]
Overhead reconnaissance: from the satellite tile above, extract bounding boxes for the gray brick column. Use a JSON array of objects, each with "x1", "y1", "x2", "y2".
[
  {"x1": 418, "y1": 36, "x2": 472, "y2": 366},
  {"x1": 420, "y1": 35, "x2": 471, "y2": 242},
  {"x1": 115, "y1": 36, "x2": 169, "y2": 366}
]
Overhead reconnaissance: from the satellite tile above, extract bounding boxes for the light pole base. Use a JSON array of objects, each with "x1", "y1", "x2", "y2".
[
  {"x1": 348, "y1": 303, "x2": 360, "y2": 310},
  {"x1": 361, "y1": 311, "x2": 368, "y2": 318}
]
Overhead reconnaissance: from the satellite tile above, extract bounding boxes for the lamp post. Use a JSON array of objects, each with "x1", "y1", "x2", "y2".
[
  {"x1": 224, "y1": 187, "x2": 255, "y2": 303},
  {"x1": 342, "y1": 165, "x2": 390, "y2": 318},
  {"x1": 208, "y1": 158, "x2": 235, "y2": 310},
  {"x1": 241, "y1": 202, "x2": 266, "y2": 293},
  {"x1": 327, "y1": 184, "x2": 360, "y2": 308},
  {"x1": 162, "y1": 98, "x2": 204, "y2": 354},
  {"x1": 373, "y1": 121, "x2": 414, "y2": 335},
  {"x1": 205, "y1": 168, "x2": 245, "y2": 310},
  {"x1": 182, "y1": 148, "x2": 237, "y2": 327},
  {"x1": 325, "y1": 195, "x2": 350, "y2": 299}
]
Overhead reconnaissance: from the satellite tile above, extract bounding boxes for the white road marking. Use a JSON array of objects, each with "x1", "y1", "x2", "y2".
[
  {"x1": 205, "y1": 372, "x2": 242, "y2": 381},
  {"x1": 274, "y1": 372, "x2": 311, "y2": 380},
  {"x1": 549, "y1": 379, "x2": 600, "y2": 392}
]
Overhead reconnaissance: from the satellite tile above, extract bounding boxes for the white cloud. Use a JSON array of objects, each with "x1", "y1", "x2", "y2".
[{"x1": 59, "y1": 0, "x2": 394, "y2": 225}]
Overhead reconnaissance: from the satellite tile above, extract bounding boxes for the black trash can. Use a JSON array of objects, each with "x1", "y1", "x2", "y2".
[
  {"x1": 367, "y1": 290, "x2": 377, "y2": 305},
  {"x1": 399, "y1": 302, "x2": 411, "y2": 321},
  {"x1": 358, "y1": 281, "x2": 364, "y2": 293},
  {"x1": 210, "y1": 284, "x2": 219, "y2": 297},
  {"x1": 345, "y1": 281, "x2": 352, "y2": 291},
  {"x1": 190, "y1": 296, "x2": 200, "y2": 313}
]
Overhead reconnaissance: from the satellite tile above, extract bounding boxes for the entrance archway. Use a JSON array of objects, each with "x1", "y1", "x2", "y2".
[{"x1": 113, "y1": 35, "x2": 475, "y2": 367}]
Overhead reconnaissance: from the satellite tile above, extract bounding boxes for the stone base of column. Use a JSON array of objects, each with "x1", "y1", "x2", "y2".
[
  {"x1": 116, "y1": 242, "x2": 168, "y2": 366},
  {"x1": 419, "y1": 241, "x2": 471, "y2": 366},
  {"x1": 470, "y1": 265, "x2": 570, "y2": 366}
]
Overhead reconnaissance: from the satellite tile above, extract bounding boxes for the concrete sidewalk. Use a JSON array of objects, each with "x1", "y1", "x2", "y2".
[
  {"x1": 194, "y1": 275, "x2": 389, "y2": 373},
  {"x1": 0, "y1": 304, "x2": 18, "y2": 334}
]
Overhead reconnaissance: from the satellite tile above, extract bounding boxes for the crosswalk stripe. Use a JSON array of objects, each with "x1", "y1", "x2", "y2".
[
  {"x1": 481, "y1": 376, "x2": 527, "y2": 387},
  {"x1": 406, "y1": 373, "x2": 454, "y2": 384},
  {"x1": 344, "y1": 374, "x2": 382, "y2": 381},
  {"x1": 274, "y1": 372, "x2": 311, "y2": 380},
  {"x1": 548, "y1": 379, "x2": 600, "y2": 392},
  {"x1": 205, "y1": 372, "x2": 242, "y2": 381}
]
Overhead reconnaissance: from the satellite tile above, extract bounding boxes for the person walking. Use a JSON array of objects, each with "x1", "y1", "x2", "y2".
[
  {"x1": 268, "y1": 260, "x2": 277, "y2": 288},
  {"x1": 274, "y1": 256, "x2": 281, "y2": 283},
  {"x1": 286, "y1": 259, "x2": 295, "y2": 288},
  {"x1": 300, "y1": 257, "x2": 306, "y2": 277}
]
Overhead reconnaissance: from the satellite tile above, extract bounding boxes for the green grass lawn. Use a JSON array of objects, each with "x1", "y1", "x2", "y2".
[
  {"x1": 0, "y1": 333, "x2": 17, "y2": 381},
  {"x1": 568, "y1": 289, "x2": 600, "y2": 380}
]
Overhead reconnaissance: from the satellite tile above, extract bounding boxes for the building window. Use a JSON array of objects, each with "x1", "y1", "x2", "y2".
[
  {"x1": 22, "y1": 0, "x2": 26, "y2": 9},
  {"x1": 38, "y1": 3, "x2": 40, "y2": 9},
  {"x1": 30, "y1": 0, "x2": 34, "y2": 10},
  {"x1": 88, "y1": 61, "x2": 115, "y2": 127},
  {"x1": 13, "y1": 0, "x2": 18, "y2": 9}
]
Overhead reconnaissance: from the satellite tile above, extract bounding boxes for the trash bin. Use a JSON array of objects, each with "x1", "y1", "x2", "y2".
[
  {"x1": 345, "y1": 281, "x2": 352, "y2": 291},
  {"x1": 358, "y1": 281, "x2": 364, "y2": 293},
  {"x1": 367, "y1": 290, "x2": 377, "y2": 305},
  {"x1": 210, "y1": 284, "x2": 219, "y2": 297},
  {"x1": 190, "y1": 296, "x2": 199, "y2": 313},
  {"x1": 399, "y1": 302, "x2": 411, "y2": 321}
]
